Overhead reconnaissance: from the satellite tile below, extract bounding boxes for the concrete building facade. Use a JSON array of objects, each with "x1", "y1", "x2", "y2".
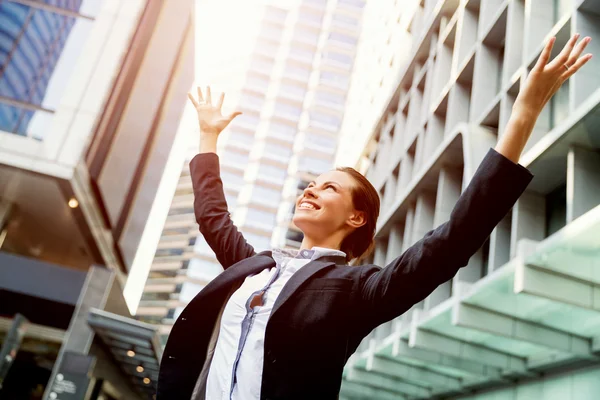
[
  {"x1": 339, "y1": 0, "x2": 600, "y2": 399},
  {"x1": 0, "y1": 0, "x2": 194, "y2": 398}
]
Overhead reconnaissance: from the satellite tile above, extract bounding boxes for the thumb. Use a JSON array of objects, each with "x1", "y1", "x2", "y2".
[{"x1": 228, "y1": 111, "x2": 242, "y2": 121}]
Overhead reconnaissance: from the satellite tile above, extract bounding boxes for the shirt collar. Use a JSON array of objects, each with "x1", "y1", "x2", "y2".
[{"x1": 272, "y1": 247, "x2": 346, "y2": 262}]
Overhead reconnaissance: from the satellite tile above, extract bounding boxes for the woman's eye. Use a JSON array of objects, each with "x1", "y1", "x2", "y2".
[{"x1": 326, "y1": 185, "x2": 336, "y2": 190}]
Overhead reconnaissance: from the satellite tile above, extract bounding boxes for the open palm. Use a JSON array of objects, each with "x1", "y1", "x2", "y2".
[{"x1": 188, "y1": 86, "x2": 242, "y2": 135}]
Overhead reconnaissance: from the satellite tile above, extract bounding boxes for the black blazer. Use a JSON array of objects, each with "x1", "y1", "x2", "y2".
[{"x1": 157, "y1": 149, "x2": 533, "y2": 399}]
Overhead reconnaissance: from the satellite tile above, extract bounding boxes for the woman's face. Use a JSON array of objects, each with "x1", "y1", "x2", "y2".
[{"x1": 292, "y1": 170, "x2": 364, "y2": 239}]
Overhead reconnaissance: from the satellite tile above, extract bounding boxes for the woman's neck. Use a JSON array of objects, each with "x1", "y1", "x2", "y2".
[{"x1": 300, "y1": 234, "x2": 343, "y2": 251}]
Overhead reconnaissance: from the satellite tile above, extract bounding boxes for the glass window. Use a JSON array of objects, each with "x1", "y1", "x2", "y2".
[
  {"x1": 225, "y1": 194, "x2": 238, "y2": 210},
  {"x1": 323, "y1": 51, "x2": 353, "y2": 66},
  {"x1": 168, "y1": 207, "x2": 194, "y2": 216},
  {"x1": 246, "y1": 74, "x2": 270, "y2": 90},
  {"x1": 284, "y1": 64, "x2": 311, "y2": 79},
  {"x1": 298, "y1": 10, "x2": 323, "y2": 24},
  {"x1": 305, "y1": 132, "x2": 337, "y2": 150},
  {"x1": 240, "y1": 92, "x2": 265, "y2": 108},
  {"x1": 265, "y1": 6, "x2": 287, "y2": 21},
  {"x1": 242, "y1": 232, "x2": 271, "y2": 251},
  {"x1": 293, "y1": 28, "x2": 319, "y2": 44},
  {"x1": 319, "y1": 71, "x2": 349, "y2": 89},
  {"x1": 338, "y1": 0, "x2": 365, "y2": 8},
  {"x1": 328, "y1": 32, "x2": 358, "y2": 46},
  {"x1": 250, "y1": 56, "x2": 274, "y2": 72},
  {"x1": 332, "y1": 13, "x2": 360, "y2": 27},
  {"x1": 315, "y1": 90, "x2": 345, "y2": 106},
  {"x1": 257, "y1": 163, "x2": 287, "y2": 183},
  {"x1": 288, "y1": 45, "x2": 315, "y2": 62},
  {"x1": 232, "y1": 113, "x2": 260, "y2": 128},
  {"x1": 264, "y1": 141, "x2": 293, "y2": 158},
  {"x1": 274, "y1": 102, "x2": 303, "y2": 118},
  {"x1": 246, "y1": 208, "x2": 277, "y2": 227},
  {"x1": 220, "y1": 170, "x2": 244, "y2": 187},
  {"x1": 222, "y1": 150, "x2": 249, "y2": 168},
  {"x1": 0, "y1": 0, "x2": 98, "y2": 139},
  {"x1": 256, "y1": 38, "x2": 279, "y2": 54},
  {"x1": 298, "y1": 156, "x2": 331, "y2": 174},
  {"x1": 251, "y1": 186, "x2": 281, "y2": 206},
  {"x1": 310, "y1": 111, "x2": 341, "y2": 128},
  {"x1": 279, "y1": 83, "x2": 306, "y2": 98},
  {"x1": 267, "y1": 122, "x2": 297, "y2": 141},
  {"x1": 229, "y1": 130, "x2": 254, "y2": 145}
]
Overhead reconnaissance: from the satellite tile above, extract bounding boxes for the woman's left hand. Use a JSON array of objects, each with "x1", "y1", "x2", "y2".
[{"x1": 515, "y1": 34, "x2": 592, "y2": 119}]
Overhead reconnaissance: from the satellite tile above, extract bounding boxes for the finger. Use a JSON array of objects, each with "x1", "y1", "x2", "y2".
[
  {"x1": 217, "y1": 92, "x2": 225, "y2": 110},
  {"x1": 228, "y1": 111, "x2": 242, "y2": 121},
  {"x1": 206, "y1": 86, "x2": 212, "y2": 105},
  {"x1": 535, "y1": 36, "x2": 556, "y2": 70},
  {"x1": 197, "y1": 86, "x2": 204, "y2": 102},
  {"x1": 566, "y1": 36, "x2": 591, "y2": 66},
  {"x1": 187, "y1": 92, "x2": 199, "y2": 108},
  {"x1": 562, "y1": 53, "x2": 593, "y2": 80},
  {"x1": 549, "y1": 33, "x2": 580, "y2": 69}
]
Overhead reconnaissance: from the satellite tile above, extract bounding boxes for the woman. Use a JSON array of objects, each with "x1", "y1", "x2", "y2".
[{"x1": 157, "y1": 35, "x2": 592, "y2": 399}]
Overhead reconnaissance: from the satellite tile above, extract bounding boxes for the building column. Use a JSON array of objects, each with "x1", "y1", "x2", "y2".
[{"x1": 43, "y1": 266, "x2": 115, "y2": 400}]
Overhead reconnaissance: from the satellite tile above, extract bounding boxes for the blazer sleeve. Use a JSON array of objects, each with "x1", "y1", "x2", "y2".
[
  {"x1": 190, "y1": 152, "x2": 255, "y2": 269},
  {"x1": 358, "y1": 148, "x2": 533, "y2": 328}
]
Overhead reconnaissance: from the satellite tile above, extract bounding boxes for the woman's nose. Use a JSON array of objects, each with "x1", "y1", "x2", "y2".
[{"x1": 303, "y1": 187, "x2": 317, "y2": 198}]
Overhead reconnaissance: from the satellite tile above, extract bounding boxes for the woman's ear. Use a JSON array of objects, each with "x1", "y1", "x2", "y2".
[{"x1": 347, "y1": 210, "x2": 366, "y2": 229}]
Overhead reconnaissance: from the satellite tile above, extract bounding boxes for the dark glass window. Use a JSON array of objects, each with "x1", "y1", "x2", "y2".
[{"x1": 0, "y1": 0, "x2": 99, "y2": 139}]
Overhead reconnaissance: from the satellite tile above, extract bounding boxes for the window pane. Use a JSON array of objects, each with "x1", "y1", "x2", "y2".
[
  {"x1": 323, "y1": 51, "x2": 353, "y2": 66},
  {"x1": 220, "y1": 170, "x2": 244, "y2": 187},
  {"x1": 309, "y1": 111, "x2": 341, "y2": 130},
  {"x1": 264, "y1": 141, "x2": 293, "y2": 158},
  {"x1": 284, "y1": 64, "x2": 311, "y2": 79},
  {"x1": 319, "y1": 71, "x2": 349, "y2": 89},
  {"x1": 332, "y1": 13, "x2": 360, "y2": 27},
  {"x1": 298, "y1": 156, "x2": 331, "y2": 174},
  {"x1": 251, "y1": 186, "x2": 281, "y2": 206},
  {"x1": 246, "y1": 74, "x2": 270, "y2": 90},
  {"x1": 305, "y1": 132, "x2": 337, "y2": 150},
  {"x1": 315, "y1": 90, "x2": 345, "y2": 106},
  {"x1": 0, "y1": 1, "x2": 96, "y2": 139},
  {"x1": 257, "y1": 163, "x2": 287, "y2": 183},
  {"x1": 280, "y1": 83, "x2": 307, "y2": 98},
  {"x1": 328, "y1": 32, "x2": 357, "y2": 46},
  {"x1": 274, "y1": 102, "x2": 303, "y2": 118},
  {"x1": 246, "y1": 207, "x2": 277, "y2": 228}
]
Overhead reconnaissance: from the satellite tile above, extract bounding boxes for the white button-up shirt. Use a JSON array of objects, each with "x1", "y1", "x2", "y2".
[{"x1": 205, "y1": 247, "x2": 346, "y2": 400}]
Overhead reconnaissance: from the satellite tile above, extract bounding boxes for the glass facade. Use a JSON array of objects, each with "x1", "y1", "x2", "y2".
[{"x1": 0, "y1": 0, "x2": 99, "y2": 140}]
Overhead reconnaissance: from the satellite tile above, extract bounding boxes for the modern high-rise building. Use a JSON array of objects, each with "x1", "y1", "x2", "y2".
[
  {"x1": 339, "y1": 0, "x2": 600, "y2": 399},
  {"x1": 137, "y1": 0, "x2": 365, "y2": 346},
  {"x1": 0, "y1": 0, "x2": 194, "y2": 398}
]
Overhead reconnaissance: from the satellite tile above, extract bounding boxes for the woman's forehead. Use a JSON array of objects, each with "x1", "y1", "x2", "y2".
[{"x1": 314, "y1": 170, "x2": 354, "y2": 187}]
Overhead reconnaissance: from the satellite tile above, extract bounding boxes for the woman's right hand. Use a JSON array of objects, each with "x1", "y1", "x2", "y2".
[{"x1": 188, "y1": 86, "x2": 242, "y2": 136}]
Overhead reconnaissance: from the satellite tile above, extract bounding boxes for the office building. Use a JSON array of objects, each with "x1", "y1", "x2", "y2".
[
  {"x1": 138, "y1": 0, "x2": 365, "y2": 345},
  {"x1": 0, "y1": 0, "x2": 194, "y2": 398},
  {"x1": 339, "y1": 0, "x2": 600, "y2": 399}
]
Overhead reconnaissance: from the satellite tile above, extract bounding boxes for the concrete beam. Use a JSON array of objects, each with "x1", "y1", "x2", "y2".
[
  {"x1": 367, "y1": 354, "x2": 463, "y2": 390},
  {"x1": 452, "y1": 302, "x2": 592, "y2": 356},
  {"x1": 516, "y1": 262, "x2": 600, "y2": 312},
  {"x1": 393, "y1": 337, "x2": 504, "y2": 379},
  {"x1": 409, "y1": 327, "x2": 528, "y2": 372},
  {"x1": 347, "y1": 367, "x2": 431, "y2": 398},
  {"x1": 340, "y1": 380, "x2": 405, "y2": 400}
]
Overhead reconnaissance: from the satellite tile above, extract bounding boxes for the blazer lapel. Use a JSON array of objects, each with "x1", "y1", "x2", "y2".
[
  {"x1": 270, "y1": 259, "x2": 336, "y2": 320},
  {"x1": 197, "y1": 252, "x2": 275, "y2": 299}
]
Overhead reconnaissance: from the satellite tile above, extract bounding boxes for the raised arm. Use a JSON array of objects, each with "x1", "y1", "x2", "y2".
[
  {"x1": 359, "y1": 35, "x2": 592, "y2": 328},
  {"x1": 188, "y1": 86, "x2": 254, "y2": 269}
]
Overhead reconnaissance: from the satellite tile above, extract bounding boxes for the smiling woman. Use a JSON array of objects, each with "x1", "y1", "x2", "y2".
[{"x1": 158, "y1": 33, "x2": 594, "y2": 400}]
